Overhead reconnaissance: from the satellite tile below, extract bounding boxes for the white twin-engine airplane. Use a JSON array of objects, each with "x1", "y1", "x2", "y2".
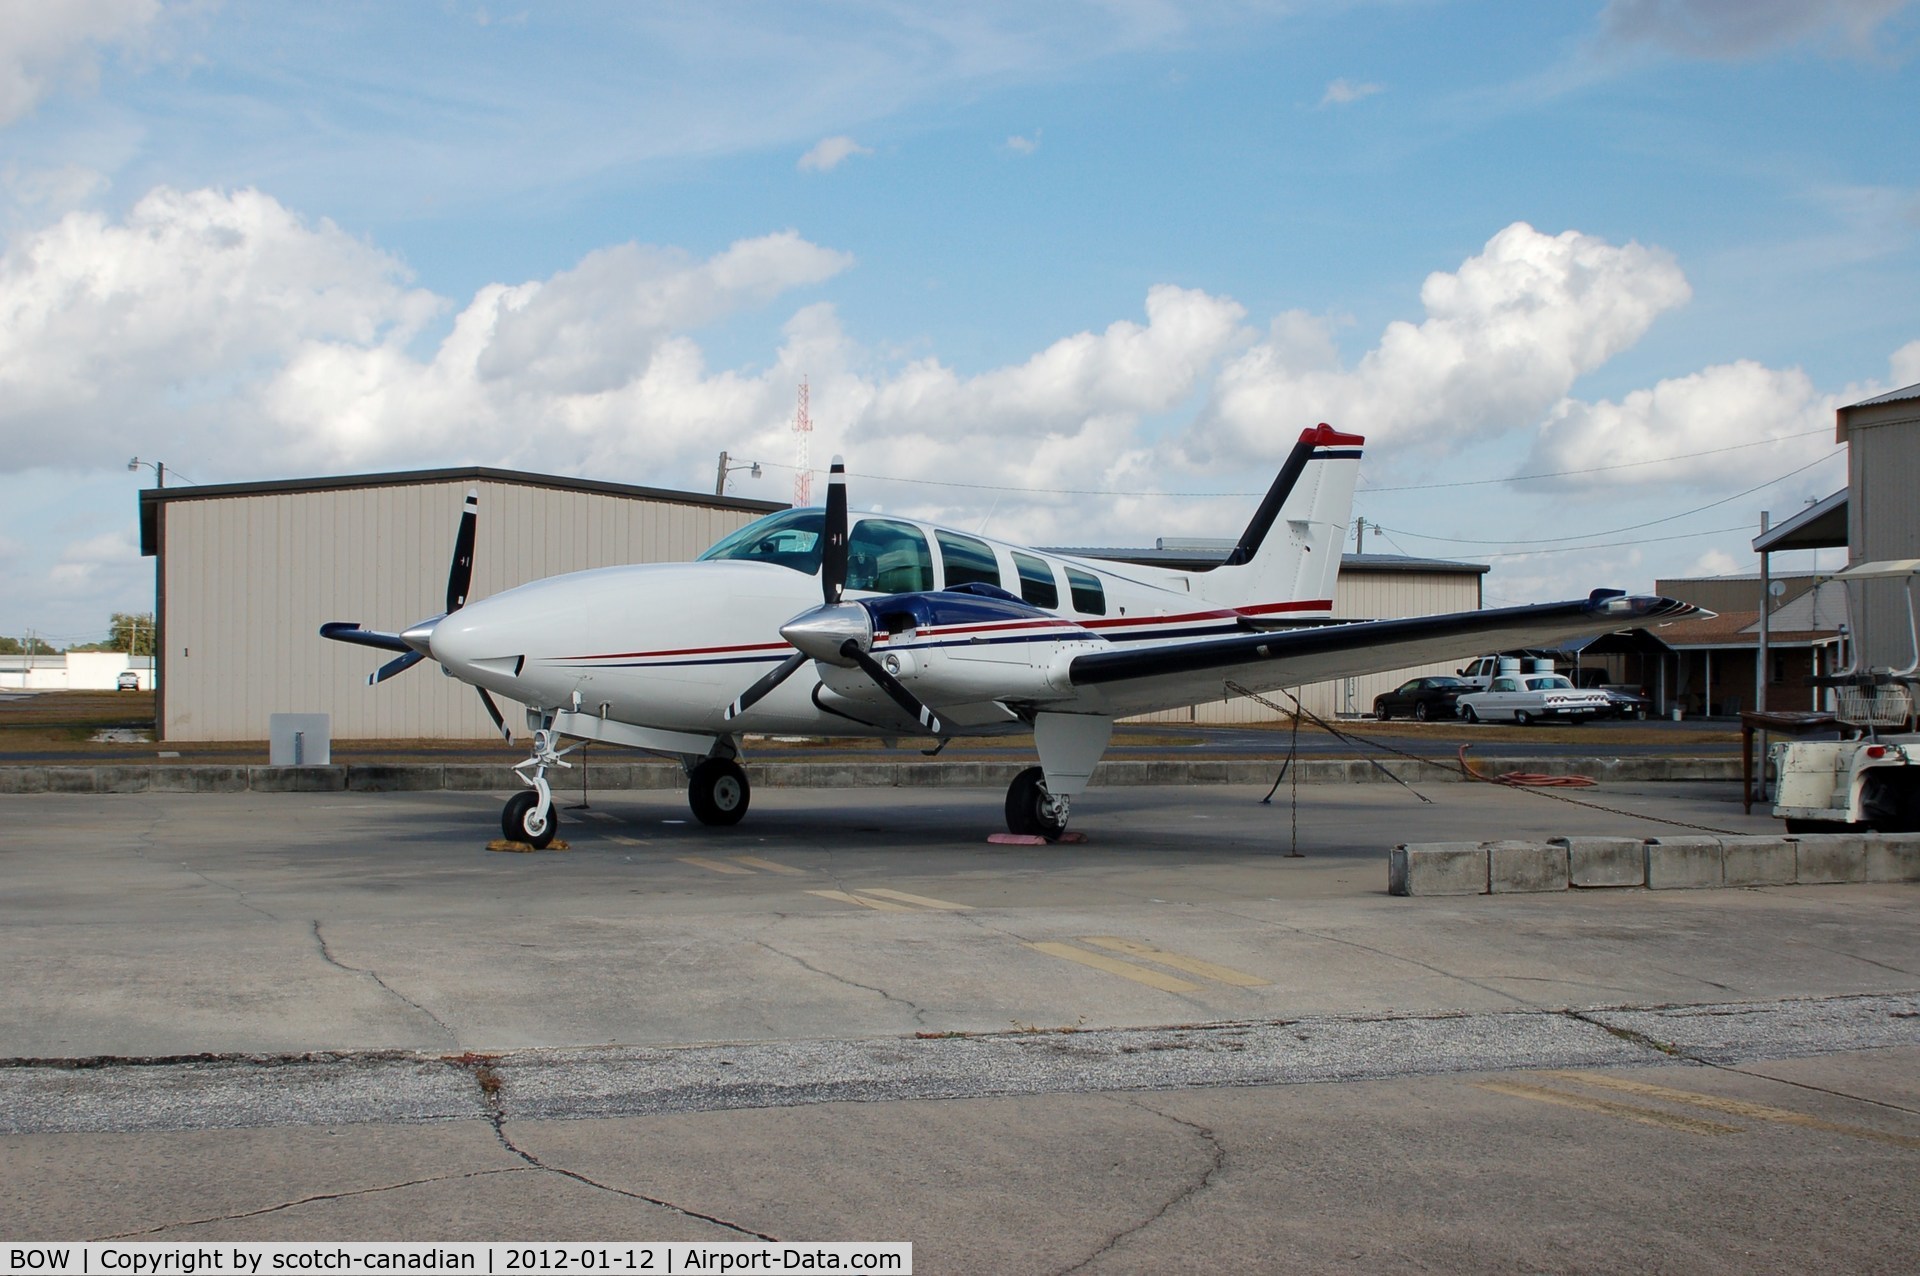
[{"x1": 322, "y1": 424, "x2": 1696, "y2": 846}]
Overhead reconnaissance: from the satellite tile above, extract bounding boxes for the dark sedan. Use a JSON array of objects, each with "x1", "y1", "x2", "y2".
[{"x1": 1372, "y1": 676, "x2": 1472, "y2": 721}]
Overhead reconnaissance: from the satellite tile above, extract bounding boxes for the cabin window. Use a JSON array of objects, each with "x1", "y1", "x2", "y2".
[
  {"x1": 1066, "y1": 566, "x2": 1106, "y2": 615},
  {"x1": 937, "y1": 531, "x2": 1001, "y2": 590},
  {"x1": 846, "y1": 518, "x2": 933, "y2": 594},
  {"x1": 1491, "y1": 677, "x2": 1519, "y2": 692},
  {"x1": 1012, "y1": 551, "x2": 1060, "y2": 610}
]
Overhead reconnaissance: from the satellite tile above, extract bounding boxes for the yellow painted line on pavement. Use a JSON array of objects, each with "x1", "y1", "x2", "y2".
[
  {"x1": 732, "y1": 856, "x2": 806, "y2": 875},
  {"x1": 806, "y1": 889, "x2": 917, "y2": 912},
  {"x1": 1026, "y1": 942, "x2": 1201, "y2": 993},
  {"x1": 580, "y1": 810, "x2": 618, "y2": 823},
  {"x1": 605, "y1": 834, "x2": 644, "y2": 847},
  {"x1": 1545, "y1": 1072, "x2": 1920, "y2": 1150},
  {"x1": 678, "y1": 856, "x2": 755, "y2": 876},
  {"x1": 1476, "y1": 1080, "x2": 1741, "y2": 1136},
  {"x1": 857, "y1": 888, "x2": 970, "y2": 911},
  {"x1": 1081, "y1": 936, "x2": 1269, "y2": 987}
]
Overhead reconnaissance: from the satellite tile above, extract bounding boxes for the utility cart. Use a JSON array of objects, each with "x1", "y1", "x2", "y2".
[{"x1": 1770, "y1": 560, "x2": 1920, "y2": 833}]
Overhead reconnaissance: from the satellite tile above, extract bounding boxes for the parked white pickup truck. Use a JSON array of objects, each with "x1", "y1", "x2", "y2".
[{"x1": 1456, "y1": 671, "x2": 1612, "y2": 724}]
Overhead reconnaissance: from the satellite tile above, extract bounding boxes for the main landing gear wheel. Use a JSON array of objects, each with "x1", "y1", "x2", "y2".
[
  {"x1": 1005, "y1": 765, "x2": 1067, "y2": 840},
  {"x1": 689, "y1": 757, "x2": 751, "y2": 826},
  {"x1": 502, "y1": 790, "x2": 557, "y2": 849}
]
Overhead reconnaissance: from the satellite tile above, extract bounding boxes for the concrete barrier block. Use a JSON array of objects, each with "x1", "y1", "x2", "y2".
[
  {"x1": 93, "y1": 766, "x2": 153, "y2": 793},
  {"x1": 1488, "y1": 841, "x2": 1569, "y2": 893},
  {"x1": 0, "y1": 768, "x2": 50, "y2": 793},
  {"x1": 1557, "y1": 836, "x2": 1645, "y2": 888},
  {"x1": 443, "y1": 765, "x2": 507, "y2": 792},
  {"x1": 148, "y1": 766, "x2": 248, "y2": 793},
  {"x1": 346, "y1": 764, "x2": 444, "y2": 792},
  {"x1": 45, "y1": 768, "x2": 99, "y2": 793},
  {"x1": 1865, "y1": 834, "x2": 1920, "y2": 883},
  {"x1": 1389, "y1": 843, "x2": 1488, "y2": 897},
  {"x1": 1794, "y1": 834, "x2": 1868, "y2": 884},
  {"x1": 1645, "y1": 836, "x2": 1724, "y2": 889},
  {"x1": 1722, "y1": 838, "x2": 1797, "y2": 887},
  {"x1": 248, "y1": 765, "x2": 346, "y2": 793}
]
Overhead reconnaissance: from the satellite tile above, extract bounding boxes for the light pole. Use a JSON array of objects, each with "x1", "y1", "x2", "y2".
[
  {"x1": 714, "y1": 451, "x2": 762, "y2": 496},
  {"x1": 127, "y1": 457, "x2": 166, "y2": 486}
]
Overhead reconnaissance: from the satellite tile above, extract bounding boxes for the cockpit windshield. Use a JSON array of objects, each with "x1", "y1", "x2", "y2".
[{"x1": 697, "y1": 509, "x2": 827, "y2": 575}]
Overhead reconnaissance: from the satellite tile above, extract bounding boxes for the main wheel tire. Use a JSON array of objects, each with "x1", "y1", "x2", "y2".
[
  {"x1": 1005, "y1": 765, "x2": 1066, "y2": 839},
  {"x1": 1462, "y1": 705, "x2": 1479, "y2": 724},
  {"x1": 502, "y1": 790, "x2": 557, "y2": 849},
  {"x1": 1860, "y1": 773, "x2": 1920, "y2": 834},
  {"x1": 1413, "y1": 702, "x2": 1429, "y2": 722},
  {"x1": 1785, "y1": 818, "x2": 1857, "y2": 834},
  {"x1": 688, "y1": 758, "x2": 751, "y2": 826},
  {"x1": 1514, "y1": 710, "x2": 1533, "y2": 726}
]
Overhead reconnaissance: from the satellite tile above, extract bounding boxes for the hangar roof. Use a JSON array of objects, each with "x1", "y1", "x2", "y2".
[{"x1": 139, "y1": 466, "x2": 787, "y2": 556}]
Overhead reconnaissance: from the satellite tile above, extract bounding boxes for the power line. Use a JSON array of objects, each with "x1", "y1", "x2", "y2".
[
  {"x1": 1356, "y1": 427, "x2": 1832, "y2": 493},
  {"x1": 1372, "y1": 451, "x2": 1841, "y2": 547}
]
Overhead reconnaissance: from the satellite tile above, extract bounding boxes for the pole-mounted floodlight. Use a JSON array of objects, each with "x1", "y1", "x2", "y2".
[{"x1": 714, "y1": 451, "x2": 763, "y2": 495}]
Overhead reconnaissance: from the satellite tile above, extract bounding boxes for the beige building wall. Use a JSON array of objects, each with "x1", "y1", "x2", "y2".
[
  {"x1": 1133, "y1": 562, "x2": 1485, "y2": 725},
  {"x1": 1841, "y1": 390, "x2": 1920, "y2": 672},
  {"x1": 155, "y1": 473, "x2": 777, "y2": 741}
]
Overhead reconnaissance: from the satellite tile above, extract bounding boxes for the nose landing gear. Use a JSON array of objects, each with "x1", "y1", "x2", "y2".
[{"x1": 503, "y1": 725, "x2": 579, "y2": 848}]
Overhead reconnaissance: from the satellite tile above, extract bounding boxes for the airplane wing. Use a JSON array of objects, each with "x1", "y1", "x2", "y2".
[{"x1": 1064, "y1": 592, "x2": 1701, "y2": 719}]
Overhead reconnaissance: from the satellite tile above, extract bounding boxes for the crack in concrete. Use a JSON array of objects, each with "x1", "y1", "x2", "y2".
[
  {"x1": 98, "y1": 1166, "x2": 530, "y2": 1237},
  {"x1": 443, "y1": 1055, "x2": 780, "y2": 1241},
  {"x1": 753, "y1": 939, "x2": 929, "y2": 1025},
  {"x1": 312, "y1": 921, "x2": 460, "y2": 1047},
  {"x1": 172, "y1": 860, "x2": 280, "y2": 922},
  {"x1": 1055, "y1": 1096, "x2": 1226, "y2": 1275}
]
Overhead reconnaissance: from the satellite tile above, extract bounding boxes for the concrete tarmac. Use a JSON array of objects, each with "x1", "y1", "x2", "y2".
[{"x1": 3, "y1": 781, "x2": 1918, "y2": 1272}]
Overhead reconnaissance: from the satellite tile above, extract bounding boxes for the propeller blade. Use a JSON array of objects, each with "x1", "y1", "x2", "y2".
[
  {"x1": 840, "y1": 639, "x2": 944, "y2": 736},
  {"x1": 821, "y1": 456, "x2": 847, "y2": 605},
  {"x1": 725, "y1": 650, "x2": 810, "y2": 721},
  {"x1": 320, "y1": 622, "x2": 411, "y2": 654},
  {"x1": 446, "y1": 489, "x2": 479, "y2": 613},
  {"x1": 477, "y1": 686, "x2": 511, "y2": 742},
  {"x1": 369, "y1": 650, "x2": 425, "y2": 685}
]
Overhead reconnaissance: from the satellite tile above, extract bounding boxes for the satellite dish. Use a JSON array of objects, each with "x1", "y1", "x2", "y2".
[{"x1": 1768, "y1": 580, "x2": 1787, "y2": 597}]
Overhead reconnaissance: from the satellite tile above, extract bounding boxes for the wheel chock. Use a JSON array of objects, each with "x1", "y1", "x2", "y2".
[
  {"x1": 987, "y1": 832, "x2": 1089, "y2": 845},
  {"x1": 486, "y1": 838, "x2": 571, "y2": 853}
]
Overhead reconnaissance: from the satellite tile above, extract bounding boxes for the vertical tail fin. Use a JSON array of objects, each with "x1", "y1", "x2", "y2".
[{"x1": 1198, "y1": 423, "x2": 1362, "y2": 618}]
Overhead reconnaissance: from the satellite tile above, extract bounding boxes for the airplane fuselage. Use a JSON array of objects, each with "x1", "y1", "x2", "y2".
[{"x1": 429, "y1": 516, "x2": 1335, "y2": 741}]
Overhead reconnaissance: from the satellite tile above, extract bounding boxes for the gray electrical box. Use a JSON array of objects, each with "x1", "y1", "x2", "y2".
[{"x1": 269, "y1": 713, "x2": 332, "y2": 766}]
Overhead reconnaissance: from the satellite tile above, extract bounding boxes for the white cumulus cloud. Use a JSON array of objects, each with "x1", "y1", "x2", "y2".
[
  {"x1": 797, "y1": 135, "x2": 873, "y2": 172},
  {"x1": 1320, "y1": 78, "x2": 1384, "y2": 106},
  {"x1": 1598, "y1": 0, "x2": 1912, "y2": 59},
  {"x1": 1522, "y1": 359, "x2": 1839, "y2": 491},
  {"x1": 0, "y1": 0, "x2": 161, "y2": 127},
  {"x1": 1188, "y1": 222, "x2": 1692, "y2": 465}
]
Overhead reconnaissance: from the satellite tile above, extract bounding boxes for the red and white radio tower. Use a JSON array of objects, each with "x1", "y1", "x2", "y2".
[{"x1": 792, "y1": 376, "x2": 813, "y2": 506}]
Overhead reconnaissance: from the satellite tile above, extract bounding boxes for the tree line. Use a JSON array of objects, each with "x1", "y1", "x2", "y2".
[{"x1": 1, "y1": 613, "x2": 156, "y2": 657}]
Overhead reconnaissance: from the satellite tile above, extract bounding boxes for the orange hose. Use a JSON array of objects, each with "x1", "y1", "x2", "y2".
[{"x1": 1457, "y1": 744, "x2": 1596, "y2": 787}]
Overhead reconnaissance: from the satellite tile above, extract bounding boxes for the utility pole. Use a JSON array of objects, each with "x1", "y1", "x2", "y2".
[
  {"x1": 1353, "y1": 516, "x2": 1367, "y2": 554},
  {"x1": 715, "y1": 451, "x2": 732, "y2": 497}
]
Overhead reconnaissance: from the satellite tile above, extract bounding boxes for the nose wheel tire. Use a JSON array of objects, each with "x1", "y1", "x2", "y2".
[
  {"x1": 1005, "y1": 765, "x2": 1067, "y2": 840},
  {"x1": 502, "y1": 790, "x2": 557, "y2": 849},
  {"x1": 689, "y1": 757, "x2": 751, "y2": 826}
]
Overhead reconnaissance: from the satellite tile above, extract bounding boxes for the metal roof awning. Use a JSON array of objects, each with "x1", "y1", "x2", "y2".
[{"x1": 1753, "y1": 488, "x2": 1847, "y2": 554}]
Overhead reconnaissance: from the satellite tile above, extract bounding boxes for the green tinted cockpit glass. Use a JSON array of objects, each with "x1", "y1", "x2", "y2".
[
  {"x1": 697, "y1": 509, "x2": 826, "y2": 575},
  {"x1": 846, "y1": 518, "x2": 933, "y2": 593}
]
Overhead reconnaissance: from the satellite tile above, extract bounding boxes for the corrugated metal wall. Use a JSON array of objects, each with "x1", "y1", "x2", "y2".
[
  {"x1": 162, "y1": 479, "x2": 768, "y2": 741},
  {"x1": 1136, "y1": 566, "x2": 1483, "y2": 724},
  {"x1": 1850, "y1": 411, "x2": 1920, "y2": 673}
]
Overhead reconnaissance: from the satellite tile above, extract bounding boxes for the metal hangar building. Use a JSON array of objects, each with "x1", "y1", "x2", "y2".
[{"x1": 138, "y1": 468, "x2": 782, "y2": 742}]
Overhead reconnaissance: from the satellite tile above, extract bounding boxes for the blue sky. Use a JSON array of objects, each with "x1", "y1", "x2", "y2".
[{"x1": 1, "y1": 0, "x2": 1915, "y2": 643}]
